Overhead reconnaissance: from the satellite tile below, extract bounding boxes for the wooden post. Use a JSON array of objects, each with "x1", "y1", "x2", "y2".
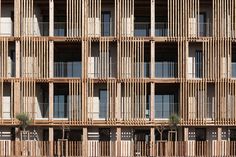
[
  {"x1": 150, "y1": 127, "x2": 155, "y2": 156},
  {"x1": 184, "y1": 127, "x2": 188, "y2": 141},
  {"x1": 150, "y1": 0, "x2": 155, "y2": 37},
  {"x1": 217, "y1": 127, "x2": 222, "y2": 141},
  {"x1": 49, "y1": 127, "x2": 54, "y2": 157},
  {"x1": 150, "y1": 83, "x2": 155, "y2": 121},
  {"x1": 49, "y1": 83, "x2": 53, "y2": 120},
  {"x1": 116, "y1": 127, "x2": 121, "y2": 156},
  {"x1": 82, "y1": 127, "x2": 88, "y2": 157},
  {"x1": 49, "y1": 0, "x2": 54, "y2": 36}
]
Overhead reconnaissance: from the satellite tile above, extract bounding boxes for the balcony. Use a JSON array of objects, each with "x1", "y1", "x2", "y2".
[
  {"x1": 54, "y1": 22, "x2": 66, "y2": 36},
  {"x1": 54, "y1": 62, "x2": 82, "y2": 78},
  {"x1": 155, "y1": 62, "x2": 177, "y2": 78},
  {"x1": 189, "y1": 21, "x2": 212, "y2": 37},
  {"x1": 21, "y1": 22, "x2": 49, "y2": 36},
  {"x1": 101, "y1": 22, "x2": 113, "y2": 36},
  {"x1": 121, "y1": 62, "x2": 150, "y2": 78},
  {"x1": 35, "y1": 103, "x2": 49, "y2": 119},
  {"x1": 155, "y1": 22, "x2": 168, "y2": 36},
  {"x1": 134, "y1": 22, "x2": 150, "y2": 36},
  {"x1": 188, "y1": 63, "x2": 203, "y2": 78}
]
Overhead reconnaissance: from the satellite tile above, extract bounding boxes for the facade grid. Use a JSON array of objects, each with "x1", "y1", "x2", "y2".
[{"x1": 0, "y1": 0, "x2": 236, "y2": 156}]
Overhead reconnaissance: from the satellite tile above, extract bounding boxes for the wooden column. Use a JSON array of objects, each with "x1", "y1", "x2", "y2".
[
  {"x1": 150, "y1": 127, "x2": 155, "y2": 156},
  {"x1": 49, "y1": 41, "x2": 54, "y2": 78},
  {"x1": 116, "y1": 127, "x2": 121, "y2": 157},
  {"x1": 150, "y1": 0, "x2": 155, "y2": 37},
  {"x1": 116, "y1": 82, "x2": 121, "y2": 121},
  {"x1": 184, "y1": 127, "x2": 189, "y2": 141},
  {"x1": 150, "y1": 41, "x2": 155, "y2": 78},
  {"x1": 217, "y1": 127, "x2": 222, "y2": 141},
  {"x1": 150, "y1": 83, "x2": 155, "y2": 121},
  {"x1": 49, "y1": 127, "x2": 54, "y2": 157},
  {"x1": 49, "y1": 0, "x2": 54, "y2": 36},
  {"x1": 82, "y1": 127, "x2": 88, "y2": 157},
  {"x1": 15, "y1": 41, "x2": 20, "y2": 78},
  {"x1": 49, "y1": 83, "x2": 53, "y2": 120}
]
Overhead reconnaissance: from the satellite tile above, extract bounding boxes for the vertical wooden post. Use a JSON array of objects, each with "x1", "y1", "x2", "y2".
[
  {"x1": 184, "y1": 127, "x2": 188, "y2": 141},
  {"x1": 116, "y1": 127, "x2": 121, "y2": 157},
  {"x1": 49, "y1": 127, "x2": 54, "y2": 157},
  {"x1": 82, "y1": 128, "x2": 88, "y2": 157},
  {"x1": 49, "y1": 41, "x2": 54, "y2": 78},
  {"x1": 150, "y1": 83, "x2": 155, "y2": 121},
  {"x1": 49, "y1": 0, "x2": 54, "y2": 36},
  {"x1": 150, "y1": 127, "x2": 155, "y2": 156},
  {"x1": 150, "y1": 41, "x2": 155, "y2": 78},
  {"x1": 49, "y1": 83, "x2": 53, "y2": 120},
  {"x1": 15, "y1": 41, "x2": 20, "y2": 78},
  {"x1": 150, "y1": 0, "x2": 155, "y2": 37},
  {"x1": 116, "y1": 83, "x2": 121, "y2": 121},
  {"x1": 217, "y1": 127, "x2": 222, "y2": 141}
]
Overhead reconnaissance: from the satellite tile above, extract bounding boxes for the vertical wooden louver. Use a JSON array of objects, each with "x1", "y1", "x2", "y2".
[
  {"x1": 213, "y1": 0, "x2": 236, "y2": 38},
  {"x1": 0, "y1": 38, "x2": 9, "y2": 78},
  {"x1": 21, "y1": 37, "x2": 49, "y2": 79},
  {"x1": 117, "y1": 0, "x2": 134, "y2": 37},
  {"x1": 168, "y1": 0, "x2": 199, "y2": 37},
  {"x1": 87, "y1": 0, "x2": 101, "y2": 37},
  {"x1": 69, "y1": 80, "x2": 82, "y2": 123},
  {"x1": 20, "y1": 0, "x2": 34, "y2": 36},
  {"x1": 118, "y1": 39, "x2": 144, "y2": 79},
  {"x1": 66, "y1": 0, "x2": 82, "y2": 37}
]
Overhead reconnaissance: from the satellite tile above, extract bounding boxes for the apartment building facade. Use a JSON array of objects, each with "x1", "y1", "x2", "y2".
[{"x1": 0, "y1": 0, "x2": 236, "y2": 156}]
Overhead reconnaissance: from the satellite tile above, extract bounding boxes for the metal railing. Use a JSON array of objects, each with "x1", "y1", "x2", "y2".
[
  {"x1": 54, "y1": 22, "x2": 66, "y2": 36},
  {"x1": 121, "y1": 62, "x2": 150, "y2": 78},
  {"x1": 155, "y1": 22, "x2": 168, "y2": 36},
  {"x1": 187, "y1": 63, "x2": 203, "y2": 78},
  {"x1": 54, "y1": 62, "x2": 82, "y2": 78},
  {"x1": 155, "y1": 62, "x2": 177, "y2": 78},
  {"x1": 88, "y1": 103, "x2": 115, "y2": 120},
  {"x1": 134, "y1": 22, "x2": 150, "y2": 36},
  {"x1": 0, "y1": 22, "x2": 14, "y2": 36},
  {"x1": 88, "y1": 62, "x2": 116, "y2": 78}
]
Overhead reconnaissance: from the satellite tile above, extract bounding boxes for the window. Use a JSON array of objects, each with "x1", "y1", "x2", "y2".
[
  {"x1": 99, "y1": 89, "x2": 108, "y2": 119},
  {"x1": 199, "y1": 13, "x2": 207, "y2": 36},
  {"x1": 101, "y1": 11, "x2": 111, "y2": 36},
  {"x1": 54, "y1": 95, "x2": 68, "y2": 118},
  {"x1": 196, "y1": 128, "x2": 206, "y2": 141},
  {"x1": 155, "y1": 94, "x2": 178, "y2": 118},
  {"x1": 195, "y1": 50, "x2": 203, "y2": 78}
]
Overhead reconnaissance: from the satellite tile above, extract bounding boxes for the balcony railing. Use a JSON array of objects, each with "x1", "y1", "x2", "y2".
[
  {"x1": 0, "y1": 22, "x2": 14, "y2": 36},
  {"x1": 88, "y1": 103, "x2": 115, "y2": 120},
  {"x1": 121, "y1": 62, "x2": 150, "y2": 78},
  {"x1": 0, "y1": 62, "x2": 15, "y2": 77},
  {"x1": 187, "y1": 63, "x2": 203, "y2": 78},
  {"x1": 54, "y1": 62, "x2": 82, "y2": 78},
  {"x1": 155, "y1": 102, "x2": 178, "y2": 119},
  {"x1": 21, "y1": 22, "x2": 49, "y2": 36},
  {"x1": 134, "y1": 22, "x2": 150, "y2": 36},
  {"x1": 121, "y1": 103, "x2": 150, "y2": 120},
  {"x1": 88, "y1": 62, "x2": 116, "y2": 78},
  {"x1": 54, "y1": 22, "x2": 66, "y2": 36},
  {"x1": 155, "y1": 22, "x2": 168, "y2": 36},
  {"x1": 155, "y1": 62, "x2": 177, "y2": 78}
]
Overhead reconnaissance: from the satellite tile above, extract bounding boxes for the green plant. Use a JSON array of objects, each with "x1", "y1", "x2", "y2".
[
  {"x1": 169, "y1": 114, "x2": 180, "y2": 130},
  {"x1": 16, "y1": 113, "x2": 31, "y2": 131}
]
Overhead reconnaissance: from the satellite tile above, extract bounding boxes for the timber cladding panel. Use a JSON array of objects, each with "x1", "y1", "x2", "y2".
[{"x1": 1, "y1": 0, "x2": 236, "y2": 127}]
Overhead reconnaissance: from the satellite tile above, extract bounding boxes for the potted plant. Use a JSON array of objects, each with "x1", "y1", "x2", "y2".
[{"x1": 16, "y1": 113, "x2": 32, "y2": 140}]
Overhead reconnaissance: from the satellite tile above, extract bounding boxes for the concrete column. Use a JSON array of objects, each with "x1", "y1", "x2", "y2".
[
  {"x1": 150, "y1": 41, "x2": 155, "y2": 78},
  {"x1": 150, "y1": 127, "x2": 155, "y2": 156},
  {"x1": 49, "y1": 83, "x2": 53, "y2": 120},
  {"x1": 15, "y1": 41, "x2": 20, "y2": 78},
  {"x1": 116, "y1": 83, "x2": 121, "y2": 121},
  {"x1": 150, "y1": 83, "x2": 155, "y2": 120},
  {"x1": 217, "y1": 127, "x2": 222, "y2": 141},
  {"x1": 150, "y1": 0, "x2": 155, "y2": 37},
  {"x1": 82, "y1": 128, "x2": 88, "y2": 157},
  {"x1": 116, "y1": 127, "x2": 121, "y2": 157},
  {"x1": 49, "y1": 0, "x2": 54, "y2": 36},
  {"x1": 49, "y1": 41, "x2": 54, "y2": 78},
  {"x1": 184, "y1": 127, "x2": 189, "y2": 141},
  {"x1": 49, "y1": 127, "x2": 54, "y2": 157}
]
